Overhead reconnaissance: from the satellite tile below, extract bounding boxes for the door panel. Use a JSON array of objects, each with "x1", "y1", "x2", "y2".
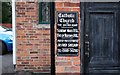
[
  {"x1": 89, "y1": 13, "x2": 116, "y2": 66},
  {"x1": 83, "y1": 2, "x2": 120, "y2": 75}
]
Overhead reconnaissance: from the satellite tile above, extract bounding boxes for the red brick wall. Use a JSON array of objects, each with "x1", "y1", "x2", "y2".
[
  {"x1": 55, "y1": 1, "x2": 80, "y2": 74},
  {"x1": 16, "y1": 1, "x2": 51, "y2": 73},
  {"x1": 0, "y1": 24, "x2": 12, "y2": 28},
  {"x1": 16, "y1": 1, "x2": 81, "y2": 74}
]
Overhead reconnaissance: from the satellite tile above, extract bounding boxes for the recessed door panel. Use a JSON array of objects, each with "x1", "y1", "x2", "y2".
[
  {"x1": 82, "y1": 2, "x2": 120, "y2": 75},
  {"x1": 89, "y1": 13, "x2": 115, "y2": 66}
]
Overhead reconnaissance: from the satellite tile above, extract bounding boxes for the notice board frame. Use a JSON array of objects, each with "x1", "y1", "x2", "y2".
[{"x1": 56, "y1": 11, "x2": 79, "y2": 56}]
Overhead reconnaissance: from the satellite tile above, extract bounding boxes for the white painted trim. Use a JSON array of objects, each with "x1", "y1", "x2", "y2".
[{"x1": 12, "y1": 0, "x2": 16, "y2": 65}]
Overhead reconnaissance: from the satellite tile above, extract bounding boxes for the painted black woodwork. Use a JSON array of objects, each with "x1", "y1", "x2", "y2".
[
  {"x1": 50, "y1": 2, "x2": 55, "y2": 75},
  {"x1": 81, "y1": 2, "x2": 120, "y2": 75}
]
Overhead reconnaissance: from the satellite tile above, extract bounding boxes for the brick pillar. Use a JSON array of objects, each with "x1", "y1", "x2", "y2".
[
  {"x1": 55, "y1": 1, "x2": 81, "y2": 74},
  {"x1": 16, "y1": 1, "x2": 51, "y2": 73}
]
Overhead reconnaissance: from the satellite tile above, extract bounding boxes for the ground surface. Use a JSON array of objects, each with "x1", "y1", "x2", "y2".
[{"x1": 0, "y1": 53, "x2": 14, "y2": 75}]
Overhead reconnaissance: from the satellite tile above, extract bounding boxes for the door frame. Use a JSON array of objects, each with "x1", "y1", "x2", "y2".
[{"x1": 80, "y1": 2, "x2": 85, "y2": 75}]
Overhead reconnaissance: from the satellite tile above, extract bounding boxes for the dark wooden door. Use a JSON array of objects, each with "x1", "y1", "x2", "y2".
[{"x1": 82, "y1": 2, "x2": 120, "y2": 75}]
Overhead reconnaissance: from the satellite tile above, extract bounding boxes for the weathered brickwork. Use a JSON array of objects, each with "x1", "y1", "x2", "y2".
[
  {"x1": 55, "y1": 1, "x2": 80, "y2": 74},
  {"x1": 16, "y1": 0, "x2": 81, "y2": 74},
  {"x1": 16, "y1": 1, "x2": 51, "y2": 73}
]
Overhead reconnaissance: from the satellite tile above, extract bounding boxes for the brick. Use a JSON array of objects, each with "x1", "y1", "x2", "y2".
[
  {"x1": 72, "y1": 61, "x2": 80, "y2": 66},
  {"x1": 30, "y1": 61, "x2": 40, "y2": 66},
  {"x1": 64, "y1": 2, "x2": 80, "y2": 7},
  {"x1": 25, "y1": 12, "x2": 36, "y2": 16},
  {"x1": 56, "y1": 8, "x2": 72, "y2": 11},
  {"x1": 30, "y1": 35, "x2": 37, "y2": 38},
  {"x1": 16, "y1": 17, "x2": 25, "y2": 22},
  {"x1": 56, "y1": 62, "x2": 72, "y2": 66},
  {"x1": 71, "y1": 57, "x2": 80, "y2": 61},
  {"x1": 56, "y1": 66, "x2": 64, "y2": 73},
  {"x1": 56, "y1": 57, "x2": 71, "y2": 61},
  {"x1": 17, "y1": 7, "x2": 26, "y2": 10},
  {"x1": 28, "y1": 66, "x2": 36, "y2": 69},
  {"x1": 56, "y1": 57, "x2": 64, "y2": 60},
  {"x1": 21, "y1": 62, "x2": 29, "y2": 64},
  {"x1": 16, "y1": 2, "x2": 26, "y2": 5},
  {"x1": 17, "y1": 12, "x2": 25, "y2": 15},
  {"x1": 55, "y1": 2, "x2": 64, "y2": 7},
  {"x1": 65, "y1": 66, "x2": 80, "y2": 72},
  {"x1": 17, "y1": 30, "x2": 25, "y2": 35},
  {"x1": 30, "y1": 57, "x2": 38, "y2": 59},
  {"x1": 30, "y1": 51, "x2": 38, "y2": 54}
]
